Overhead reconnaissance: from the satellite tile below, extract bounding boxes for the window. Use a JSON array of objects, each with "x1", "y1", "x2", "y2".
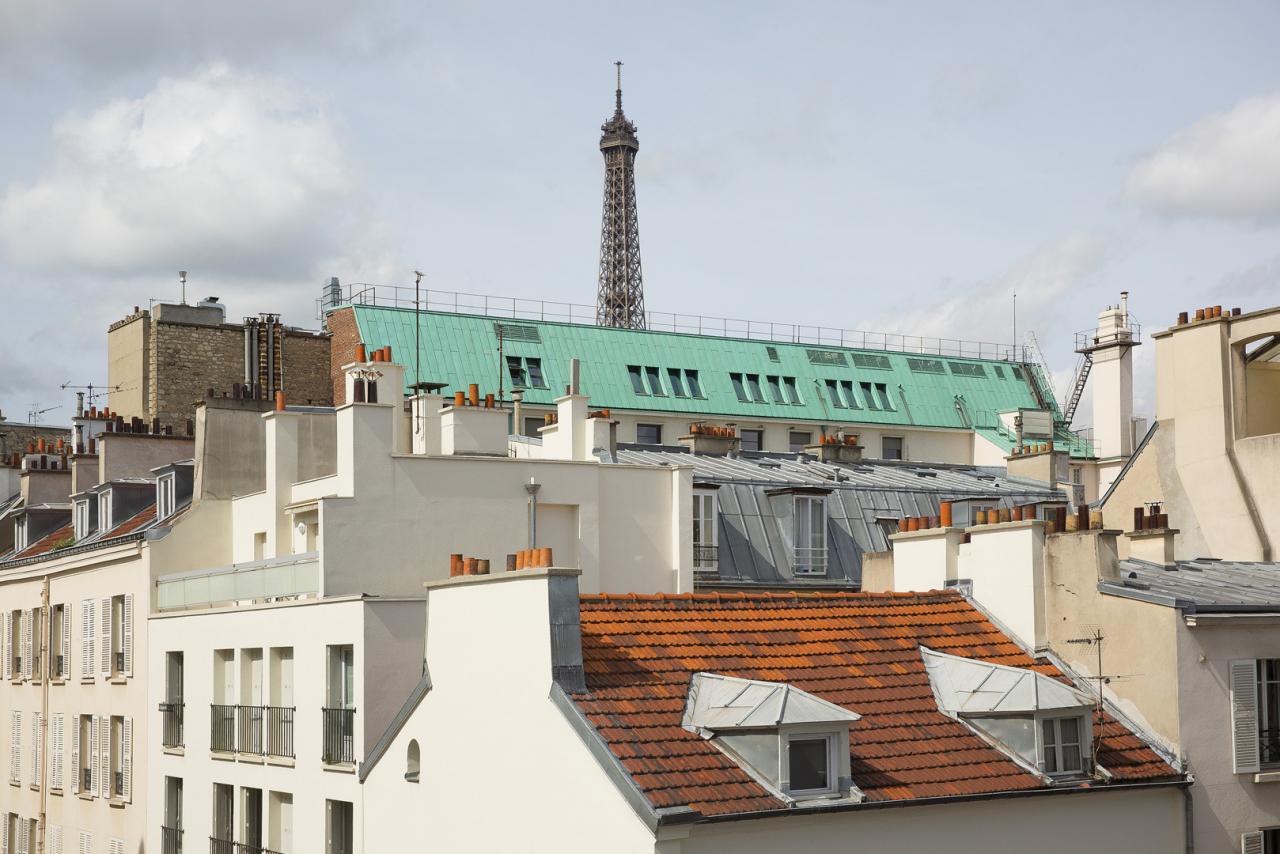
[
  {"x1": 98, "y1": 490, "x2": 113, "y2": 531},
  {"x1": 766, "y1": 376, "x2": 785, "y2": 404},
  {"x1": 636, "y1": 424, "x2": 662, "y2": 446},
  {"x1": 269, "y1": 790, "x2": 294, "y2": 854},
  {"x1": 907, "y1": 357, "x2": 945, "y2": 374},
  {"x1": 29, "y1": 608, "x2": 42, "y2": 681},
  {"x1": 7, "y1": 610, "x2": 21, "y2": 680},
  {"x1": 524, "y1": 358, "x2": 545, "y2": 389},
  {"x1": 729, "y1": 373, "x2": 748, "y2": 403},
  {"x1": 644, "y1": 366, "x2": 665, "y2": 396},
  {"x1": 993, "y1": 365, "x2": 1006, "y2": 379},
  {"x1": 13, "y1": 516, "x2": 26, "y2": 551},
  {"x1": 851, "y1": 353, "x2": 892, "y2": 370},
  {"x1": 1259, "y1": 659, "x2": 1280, "y2": 768},
  {"x1": 786, "y1": 734, "x2": 836, "y2": 795},
  {"x1": 685, "y1": 370, "x2": 704, "y2": 399},
  {"x1": 766, "y1": 346, "x2": 780, "y2": 362},
  {"x1": 74, "y1": 498, "x2": 94, "y2": 539},
  {"x1": 325, "y1": 645, "x2": 356, "y2": 764},
  {"x1": 788, "y1": 431, "x2": 811, "y2": 453},
  {"x1": 9, "y1": 711, "x2": 20, "y2": 783},
  {"x1": 860, "y1": 382, "x2": 880, "y2": 411},
  {"x1": 948, "y1": 361, "x2": 986, "y2": 378},
  {"x1": 882, "y1": 437, "x2": 904, "y2": 461},
  {"x1": 51, "y1": 604, "x2": 67, "y2": 680},
  {"x1": 107, "y1": 594, "x2": 130, "y2": 677},
  {"x1": 108, "y1": 714, "x2": 131, "y2": 800},
  {"x1": 875, "y1": 517, "x2": 901, "y2": 539},
  {"x1": 1012, "y1": 365, "x2": 1025, "y2": 381},
  {"x1": 163, "y1": 776, "x2": 183, "y2": 847},
  {"x1": 241, "y1": 786, "x2": 263, "y2": 851},
  {"x1": 507, "y1": 356, "x2": 527, "y2": 388},
  {"x1": 75, "y1": 714, "x2": 92, "y2": 795},
  {"x1": 745, "y1": 374, "x2": 766, "y2": 404},
  {"x1": 157, "y1": 473, "x2": 177, "y2": 520},
  {"x1": 840, "y1": 380, "x2": 860, "y2": 409},
  {"x1": 406, "y1": 740, "x2": 421, "y2": 782},
  {"x1": 693, "y1": 493, "x2": 718, "y2": 573},
  {"x1": 874, "y1": 383, "x2": 893, "y2": 410},
  {"x1": 213, "y1": 783, "x2": 235, "y2": 850},
  {"x1": 1041, "y1": 716, "x2": 1084, "y2": 775},
  {"x1": 782, "y1": 377, "x2": 801, "y2": 405},
  {"x1": 627, "y1": 365, "x2": 646, "y2": 395},
  {"x1": 825, "y1": 380, "x2": 844, "y2": 409},
  {"x1": 163, "y1": 652, "x2": 184, "y2": 749},
  {"x1": 806, "y1": 349, "x2": 847, "y2": 367},
  {"x1": 740, "y1": 429, "x2": 764, "y2": 452},
  {"x1": 794, "y1": 496, "x2": 827, "y2": 575},
  {"x1": 326, "y1": 799, "x2": 354, "y2": 854},
  {"x1": 522, "y1": 416, "x2": 543, "y2": 438},
  {"x1": 667, "y1": 369, "x2": 686, "y2": 398}
]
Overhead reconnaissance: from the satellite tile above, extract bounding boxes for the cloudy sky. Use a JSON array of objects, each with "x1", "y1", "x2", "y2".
[{"x1": 1, "y1": 1, "x2": 1278, "y2": 428}]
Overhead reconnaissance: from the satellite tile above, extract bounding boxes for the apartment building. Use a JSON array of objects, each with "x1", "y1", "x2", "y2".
[
  {"x1": 323, "y1": 287, "x2": 1104, "y2": 485},
  {"x1": 0, "y1": 425, "x2": 194, "y2": 854},
  {"x1": 358, "y1": 567, "x2": 1187, "y2": 852},
  {"x1": 145, "y1": 352, "x2": 692, "y2": 854}
]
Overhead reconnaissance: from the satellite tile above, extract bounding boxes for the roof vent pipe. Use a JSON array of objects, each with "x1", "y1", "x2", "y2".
[{"x1": 570, "y1": 358, "x2": 581, "y2": 395}]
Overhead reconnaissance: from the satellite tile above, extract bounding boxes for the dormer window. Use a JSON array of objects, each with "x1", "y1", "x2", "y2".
[
  {"x1": 74, "y1": 498, "x2": 96, "y2": 540},
  {"x1": 157, "y1": 473, "x2": 176, "y2": 521},
  {"x1": 921, "y1": 646, "x2": 1095, "y2": 781},
  {"x1": 98, "y1": 490, "x2": 113, "y2": 532},
  {"x1": 682, "y1": 672, "x2": 862, "y2": 805},
  {"x1": 13, "y1": 516, "x2": 27, "y2": 551},
  {"x1": 793, "y1": 495, "x2": 827, "y2": 575}
]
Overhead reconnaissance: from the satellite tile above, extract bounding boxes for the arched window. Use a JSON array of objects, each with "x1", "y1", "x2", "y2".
[{"x1": 406, "y1": 739, "x2": 420, "y2": 783}]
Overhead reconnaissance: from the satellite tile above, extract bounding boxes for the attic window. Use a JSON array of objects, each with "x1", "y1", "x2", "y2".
[
  {"x1": 157, "y1": 473, "x2": 176, "y2": 521},
  {"x1": 787, "y1": 735, "x2": 836, "y2": 795},
  {"x1": 1042, "y1": 717, "x2": 1084, "y2": 775},
  {"x1": 1012, "y1": 366, "x2": 1025, "y2": 381},
  {"x1": 493, "y1": 322, "x2": 541, "y2": 344},
  {"x1": 98, "y1": 490, "x2": 113, "y2": 532},
  {"x1": 627, "y1": 366, "x2": 647, "y2": 395},
  {"x1": 851, "y1": 353, "x2": 892, "y2": 370},
  {"x1": 907, "y1": 357, "x2": 945, "y2": 374},
  {"x1": 766, "y1": 346, "x2": 780, "y2": 362},
  {"x1": 74, "y1": 498, "x2": 96, "y2": 540},
  {"x1": 806, "y1": 349, "x2": 847, "y2": 367},
  {"x1": 948, "y1": 362, "x2": 986, "y2": 378},
  {"x1": 993, "y1": 365, "x2": 1006, "y2": 379}
]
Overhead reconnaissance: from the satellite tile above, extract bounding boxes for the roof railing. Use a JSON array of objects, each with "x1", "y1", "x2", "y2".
[{"x1": 320, "y1": 283, "x2": 1029, "y2": 362}]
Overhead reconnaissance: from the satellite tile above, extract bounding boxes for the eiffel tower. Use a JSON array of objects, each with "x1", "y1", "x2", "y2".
[{"x1": 595, "y1": 62, "x2": 646, "y2": 329}]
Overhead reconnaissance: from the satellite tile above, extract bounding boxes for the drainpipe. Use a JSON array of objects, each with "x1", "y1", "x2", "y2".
[
  {"x1": 1182, "y1": 784, "x2": 1194, "y2": 853},
  {"x1": 525, "y1": 477, "x2": 541, "y2": 548},
  {"x1": 39, "y1": 576, "x2": 50, "y2": 854}
]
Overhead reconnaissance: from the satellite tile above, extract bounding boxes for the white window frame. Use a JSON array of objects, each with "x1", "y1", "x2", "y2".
[
  {"x1": 13, "y1": 517, "x2": 26, "y2": 552},
  {"x1": 1039, "y1": 714, "x2": 1086, "y2": 776},
  {"x1": 692, "y1": 492, "x2": 718, "y2": 574},
  {"x1": 74, "y1": 499, "x2": 92, "y2": 540},
  {"x1": 157, "y1": 473, "x2": 176, "y2": 521},
  {"x1": 782, "y1": 731, "x2": 840, "y2": 799},
  {"x1": 97, "y1": 490, "x2": 112, "y2": 533},
  {"x1": 793, "y1": 495, "x2": 828, "y2": 576}
]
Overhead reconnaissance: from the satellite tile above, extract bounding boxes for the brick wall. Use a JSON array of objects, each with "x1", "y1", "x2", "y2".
[
  {"x1": 0, "y1": 423, "x2": 70, "y2": 458},
  {"x1": 326, "y1": 307, "x2": 361, "y2": 406}
]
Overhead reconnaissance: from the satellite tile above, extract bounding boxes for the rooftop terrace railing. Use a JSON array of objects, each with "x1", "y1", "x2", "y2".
[
  {"x1": 321, "y1": 283, "x2": 1030, "y2": 362},
  {"x1": 156, "y1": 553, "x2": 319, "y2": 611}
]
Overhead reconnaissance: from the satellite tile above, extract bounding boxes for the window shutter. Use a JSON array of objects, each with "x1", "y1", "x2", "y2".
[
  {"x1": 98, "y1": 716, "x2": 110, "y2": 799},
  {"x1": 32, "y1": 711, "x2": 42, "y2": 788},
  {"x1": 49, "y1": 826, "x2": 61, "y2": 854},
  {"x1": 121, "y1": 717, "x2": 132, "y2": 802},
  {"x1": 0, "y1": 809, "x2": 7, "y2": 854},
  {"x1": 11, "y1": 711, "x2": 21, "y2": 783},
  {"x1": 1242, "y1": 831, "x2": 1264, "y2": 854},
  {"x1": 4, "y1": 609, "x2": 12, "y2": 680},
  {"x1": 1231, "y1": 658, "x2": 1262, "y2": 774},
  {"x1": 52, "y1": 713, "x2": 63, "y2": 791},
  {"x1": 15, "y1": 823, "x2": 25, "y2": 854},
  {"x1": 70, "y1": 716, "x2": 80, "y2": 795},
  {"x1": 98, "y1": 597, "x2": 112, "y2": 679},
  {"x1": 78, "y1": 832, "x2": 90, "y2": 854},
  {"x1": 80, "y1": 600, "x2": 94, "y2": 681},
  {"x1": 61, "y1": 606, "x2": 70, "y2": 679},
  {"x1": 22, "y1": 610, "x2": 32, "y2": 680},
  {"x1": 89, "y1": 714, "x2": 99, "y2": 797},
  {"x1": 122, "y1": 595, "x2": 133, "y2": 677}
]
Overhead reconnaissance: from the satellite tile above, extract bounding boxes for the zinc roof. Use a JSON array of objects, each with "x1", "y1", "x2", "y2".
[
  {"x1": 1104, "y1": 558, "x2": 1280, "y2": 610},
  {"x1": 611, "y1": 448, "x2": 1060, "y2": 588},
  {"x1": 346, "y1": 306, "x2": 1087, "y2": 453},
  {"x1": 573, "y1": 590, "x2": 1179, "y2": 816}
]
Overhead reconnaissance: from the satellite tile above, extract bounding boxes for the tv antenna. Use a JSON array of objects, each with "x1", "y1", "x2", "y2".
[
  {"x1": 27, "y1": 403, "x2": 61, "y2": 424},
  {"x1": 1065, "y1": 628, "x2": 1119, "y2": 773}
]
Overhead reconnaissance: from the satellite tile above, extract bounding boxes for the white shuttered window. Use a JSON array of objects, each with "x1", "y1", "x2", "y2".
[
  {"x1": 9, "y1": 712, "x2": 21, "y2": 783},
  {"x1": 80, "y1": 601, "x2": 94, "y2": 681},
  {"x1": 51, "y1": 713, "x2": 64, "y2": 791},
  {"x1": 1232, "y1": 658, "x2": 1262, "y2": 774}
]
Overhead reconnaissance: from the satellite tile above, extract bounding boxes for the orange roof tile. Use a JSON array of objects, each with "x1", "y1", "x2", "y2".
[
  {"x1": 103, "y1": 503, "x2": 157, "y2": 538},
  {"x1": 573, "y1": 590, "x2": 1178, "y2": 817},
  {"x1": 12, "y1": 521, "x2": 74, "y2": 559}
]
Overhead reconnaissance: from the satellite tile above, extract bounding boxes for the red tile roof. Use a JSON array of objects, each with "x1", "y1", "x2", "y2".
[
  {"x1": 104, "y1": 503, "x2": 157, "y2": 538},
  {"x1": 12, "y1": 521, "x2": 74, "y2": 559},
  {"x1": 574, "y1": 590, "x2": 1178, "y2": 818}
]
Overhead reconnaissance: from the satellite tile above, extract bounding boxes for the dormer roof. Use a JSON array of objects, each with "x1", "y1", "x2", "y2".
[
  {"x1": 921, "y1": 646, "x2": 1094, "y2": 716},
  {"x1": 682, "y1": 672, "x2": 861, "y2": 734}
]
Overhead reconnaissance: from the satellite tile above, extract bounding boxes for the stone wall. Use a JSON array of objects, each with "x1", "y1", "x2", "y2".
[
  {"x1": 0, "y1": 422, "x2": 71, "y2": 458},
  {"x1": 151, "y1": 320, "x2": 247, "y2": 428},
  {"x1": 326, "y1": 307, "x2": 361, "y2": 406},
  {"x1": 281, "y1": 329, "x2": 333, "y2": 407}
]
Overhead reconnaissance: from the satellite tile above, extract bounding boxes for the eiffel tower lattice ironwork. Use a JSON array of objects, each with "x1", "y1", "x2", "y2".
[{"x1": 596, "y1": 61, "x2": 646, "y2": 329}]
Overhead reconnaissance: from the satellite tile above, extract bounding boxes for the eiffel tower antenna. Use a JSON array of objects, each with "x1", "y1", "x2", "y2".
[{"x1": 595, "y1": 61, "x2": 646, "y2": 329}]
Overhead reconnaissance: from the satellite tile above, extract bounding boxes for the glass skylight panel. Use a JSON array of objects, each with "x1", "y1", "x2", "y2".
[
  {"x1": 628, "y1": 366, "x2": 647, "y2": 395},
  {"x1": 745, "y1": 374, "x2": 766, "y2": 403},
  {"x1": 783, "y1": 376, "x2": 801, "y2": 404},
  {"x1": 525, "y1": 358, "x2": 545, "y2": 389},
  {"x1": 645, "y1": 366, "x2": 665, "y2": 396},
  {"x1": 685, "y1": 370, "x2": 704, "y2": 399},
  {"x1": 766, "y1": 375, "x2": 785, "y2": 404},
  {"x1": 668, "y1": 368, "x2": 686, "y2": 397},
  {"x1": 730, "y1": 373, "x2": 748, "y2": 402},
  {"x1": 507, "y1": 355, "x2": 527, "y2": 387},
  {"x1": 825, "y1": 380, "x2": 844, "y2": 408},
  {"x1": 860, "y1": 381, "x2": 879, "y2": 411}
]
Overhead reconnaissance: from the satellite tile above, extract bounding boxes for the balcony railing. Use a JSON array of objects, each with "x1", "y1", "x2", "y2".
[
  {"x1": 161, "y1": 825, "x2": 182, "y2": 854},
  {"x1": 210, "y1": 705, "x2": 236, "y2": 753},
  {"x1": 211, "y1": 704, "x2": 295, "y2": 757},
  {"x1": 81, "y1": 767, "x2": 92, "y2": 792},
  {"x1": 156, "y1": 553, "x2": 319, "y2": 612},
  {"x1": 693, "y1": 544, "x2": 718, "y2": 573},
  {"x1": 793, "y1": 546, "x2": 829, "y2": 576},
  {"x1": 160, "y1": 702, "x2": 184, "y2": 748},
  {"x1": 209, "y1": 839, "x2": 233, "y2": 854},
  {"x1": 1261, "y1": 729, "x2": 1280, "y2": 765},
  {"x1": 322, "y1": 707, "x2": 356, "y2": 764}
]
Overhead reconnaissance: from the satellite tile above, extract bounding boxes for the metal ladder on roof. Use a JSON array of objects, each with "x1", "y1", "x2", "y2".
[
  {"x1": 1061, "y1": 352, "x2": 1093, "y2": 427},
  {"x1": 1021, "y1": 331, "x2": 1061, "y2": 418}
]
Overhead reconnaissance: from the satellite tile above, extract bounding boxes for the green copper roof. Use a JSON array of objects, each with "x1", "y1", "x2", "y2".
[{"x1": 345, "y1": 304, "x2": 1090, "y2": 455}]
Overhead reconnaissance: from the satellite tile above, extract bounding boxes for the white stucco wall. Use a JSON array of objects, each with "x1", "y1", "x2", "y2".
[{"x1": 958, "y1": 521, "x2": 1046, "y2": 649}]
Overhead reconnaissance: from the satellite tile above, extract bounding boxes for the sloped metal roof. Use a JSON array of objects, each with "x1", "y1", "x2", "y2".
[
  {"x1": 347, "y1": 306, "x2": 1083, "y2": 440},
  {"x1": 610, "y1": 447, "x2": 1060, "y2": 589},
  {"x1": 682, "y1": 672, "x2": 861, "y2": 733},
  {"x1": 1103, "y1": 557, "x2": 1280, "y2": 610},
  {"x1": 922, "y1": 646, "x2": 1094, "y2": 714}
]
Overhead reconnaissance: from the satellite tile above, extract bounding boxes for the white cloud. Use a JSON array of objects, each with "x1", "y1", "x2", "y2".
[
  {"x1": 877, "y1": 233, "x2": 1108, "y2": 348},
  {"x1": 1125, "y1": 94, "x2": 1280, "y2": 220},
  {"x1": 0, "y1": 64, "x2": 353, "y2": 277}
]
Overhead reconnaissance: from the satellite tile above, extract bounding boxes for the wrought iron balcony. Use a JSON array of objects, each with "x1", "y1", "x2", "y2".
[
  {"x1": 793, "y1": 546, "x2": 829, "y2": 576},
  {"x1": 322, "y1": 707, "x2": 356, "y2": 764},
  {"x1": 160, "y1": 702, "x2": 184, "y2": 748},
  {"x1": 693, "y1": 544, "x2": 718, "y2": 572},
  {"x1": 210, "y1": 704, "x2": 236, "y2": 753},
  {"x1": 210, "y1": 842, "x2": 283, "y2": 854},
  {"x1": 1260, "y1": 729, "x2": 1280, "y2": 765},
  {"x1": 161, "y1": 825, "x2": 182, "y2": 854}
]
